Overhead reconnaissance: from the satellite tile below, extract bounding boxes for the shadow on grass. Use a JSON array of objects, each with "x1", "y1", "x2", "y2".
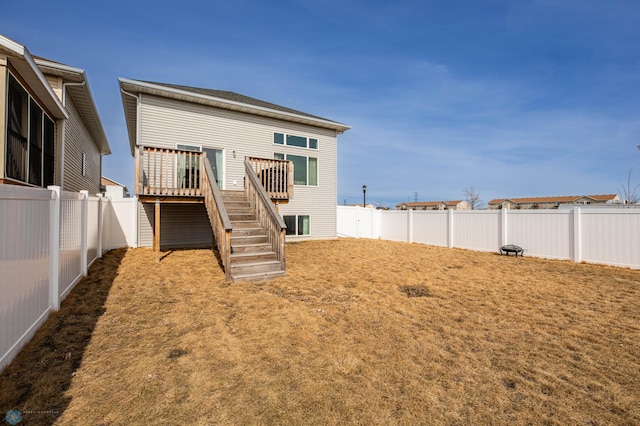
[
  {"x1": 0, "y1": 248, "x2": 126, "y2": 425},
  {"x1": 159, "y1": 245, "x2": 225, "y2": 271}
]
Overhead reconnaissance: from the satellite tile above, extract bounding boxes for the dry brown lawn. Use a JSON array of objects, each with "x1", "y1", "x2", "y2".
[{"x1": 1, "y1": 239, "x2": 639, "y2": 425}]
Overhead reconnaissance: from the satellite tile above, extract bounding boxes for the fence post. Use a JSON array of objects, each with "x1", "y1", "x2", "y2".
[
  {"x1": 80, "y1": 190, "x2": 89, "y2": 276},
  {"x1": 48, "y1": 186, "x2": 61, "y2": 311},
  {"x1": 447, "y1": 209, "x2": 454, "y2": 248},
  {"x1": 408, "y1": 209, "x2": 413, "y2": 243},
  {"x1": 97, "y1": 194, "x2": 103, "y2": 258},
  {"x1": 572, "y1": 207, "x2": 582, "y2": 263},
  {"x1": 500, "y1": 208, "x2": 508, "y2": 248},
  {"x1": 371, "y1": 208, "x2": 375, "y2": 239}
]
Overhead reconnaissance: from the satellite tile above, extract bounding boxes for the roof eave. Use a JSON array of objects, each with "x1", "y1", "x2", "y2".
[
  {"x1": 118, "y1": 77, "x2": 351, "y2": 133},
  {"x1": 0, "y1": 35, "x2": 67, "y2": 120},
  {"x1": 36, "y1": 58, "x2": 111, "y2": 155},
  {"x1": 118, "y1": 81, "x2": 139, "y2": 156}
]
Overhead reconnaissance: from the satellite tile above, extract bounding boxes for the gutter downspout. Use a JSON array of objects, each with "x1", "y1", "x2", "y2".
[{"x1": 61, "y1": 81, "x2": 86, "y2": 189}]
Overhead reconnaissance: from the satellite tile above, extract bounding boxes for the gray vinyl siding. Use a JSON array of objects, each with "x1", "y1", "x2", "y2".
[
  {"x1": 138, "y1": 94, "x2": 338, "y2": 239},
  {"x1": 138, "y1": 202, "x2": 153, "y2": 247},
  {"x1": 62, "y1": 96, "x2": 101, "y2": 193},
  {"x1": 138, "y1": 201, "x2": 212, "y2": 248}
]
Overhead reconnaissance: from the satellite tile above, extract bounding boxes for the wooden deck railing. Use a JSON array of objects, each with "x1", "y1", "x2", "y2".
[
  {"x1": 246, "y1": 157, "x2": 293, "y2": 201},
  {"x1": 202, "y1": 154, "x2": 233, "y2": 281},
  {"x1": 136, "y1": 146, "x2": 203, "y2": 196},
  {"x1": 245, "y1": 159, "x2": 287, "y2": 272}
]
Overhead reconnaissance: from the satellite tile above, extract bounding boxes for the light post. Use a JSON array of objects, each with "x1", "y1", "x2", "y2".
[{"x1": 362, "y1": 185, "x2": 367, "y2": 207}]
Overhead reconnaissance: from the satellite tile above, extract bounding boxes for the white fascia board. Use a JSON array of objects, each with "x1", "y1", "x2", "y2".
[
  {"x1": 102, "y1": 176, "x2": 127, "y2": 187},
  {"x1": 38, "y1": 58, "x2": 111, "y2": 155},
  {"x1": 118, "y1": 77, "x2": 351, "y2": 132},
  {"x1": 0, "y1": 34, "x2": 24, "y2": 55},
  {"x1": 0, "y1": 34, "x2": 68, "y2": 119},
  {"x1": 35, "y1": 58, "x2": 84, "y2": 74}
]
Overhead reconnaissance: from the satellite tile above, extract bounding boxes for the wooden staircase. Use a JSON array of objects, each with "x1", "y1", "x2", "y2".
[{"x1": 222, "y1": 190, "x2": 286, "y2": 281}]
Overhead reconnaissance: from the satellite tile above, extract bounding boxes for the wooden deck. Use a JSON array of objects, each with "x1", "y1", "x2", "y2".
[
  {"x1": 134, "y1": 146, "x2": 289, "y2": 281},
  {"x1": 135, "y1": 146, "x2": 292, "y2": 202}
]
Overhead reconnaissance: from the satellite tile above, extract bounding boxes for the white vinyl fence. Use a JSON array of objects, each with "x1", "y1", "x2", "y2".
[
  {"x1": 337, "y1": 206, "x2": 640, "y2": 269},
  {"x1": 0, "y1": 185, "x2": 138, "y2": 371}
]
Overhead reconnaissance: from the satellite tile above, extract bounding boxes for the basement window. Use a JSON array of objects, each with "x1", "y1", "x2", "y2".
[{"x1": 283, "y1": 215, "x2": 310, "y2": 236}]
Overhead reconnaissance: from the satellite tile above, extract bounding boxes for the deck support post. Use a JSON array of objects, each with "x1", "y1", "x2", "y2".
[{"x1": 154, "y1": 198, "x2": 161, "y2": 257}]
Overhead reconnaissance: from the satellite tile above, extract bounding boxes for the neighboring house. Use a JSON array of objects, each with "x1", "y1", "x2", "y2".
[
  {"x1": 0, "y1": 34, "x2": 110, "y2": 193},
  {"x1": 101, "y1": 176, "x2": 130, "y2": 199},
  {"x1": 344, "y1": 203, "x2": 377, "y2": 209},
  {"x1": 487, "y1": 194, "x2": 621, "y2": 210},
  {"x1": 118, "y1": 78, "x2": 349, "y2": 280},
  {"x1": 396, "y1": 200, "x2": 470, "y2": 211}
]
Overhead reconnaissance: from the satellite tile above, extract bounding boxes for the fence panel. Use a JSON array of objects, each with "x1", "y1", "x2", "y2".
[
  {"x1": 581, "y1": 209, "x2": 640, "y2": 268},
  {"x1": 507, "y1": 211, "x2": 572, "y2": 260},
  {"x1": 0, "y1": 187, "x2": 134, "y2": 373},
  {"x1": 337, "y1": 206, "x2": 358, "y2": 238},
  {"x1": 107, "y1": 198, "x2": 139, "y2": 248},
  {"x1": 380, "y1": 211, "x2": 408, "y2": 242},
  {"x1": 58, "y1": 192, "x2": 83, "y2": 299},
  {"x1": 453, "y1": 210, "x2": 500, "y2": 252},
  {"x1": 337, "y1": 205, "x2": 639, "y2": 269},
  {"x1": 0, "y1": 186, "x2": 52, "y2": 371},
  {"x1": 412, "y1": 211, "x2": 448, "y2": 247},
  {"x1": 87, "y1": 197, "x2": 100, "y2": 265},
  {"x1": 337, "y1": 206, "x2": 380, "y2": 239}
]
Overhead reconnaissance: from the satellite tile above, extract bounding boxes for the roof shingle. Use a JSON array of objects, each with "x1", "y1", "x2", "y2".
[{"x1": 142, "y1": 81, "x2": 335, "y2": 123}]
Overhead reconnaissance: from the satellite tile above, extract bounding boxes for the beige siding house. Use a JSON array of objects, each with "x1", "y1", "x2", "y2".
[
  {"x1": 487, "y1": 194, "x2": 621, "y2": 210},
  {"x1": 101, "y1": 176, "x2": 130, "y2": 199},
  {"x1": 119, "y1": 78, "x2": 349, "y2": 280},
  {"x1": 0, "y1": 34, "x2": 110, "y2": 193},
  {"x1": 396, "y1": 200, "x2": 469, "y2": 211}
]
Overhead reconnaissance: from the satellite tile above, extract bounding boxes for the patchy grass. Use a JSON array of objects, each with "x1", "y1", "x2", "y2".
[{"x1": 1, "y1": 239, "x2": 639, "y2": 425}]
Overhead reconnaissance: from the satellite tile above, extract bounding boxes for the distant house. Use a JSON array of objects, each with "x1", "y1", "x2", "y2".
[
  {"x1": 119, "y1": 78, "x2": 349, "y2": 280},
  {"x1": 487, "y1": 194, "x2": 620, "y2": 210},
  {"x1": 344, "y1": 203, "x2": 377, "y2": 209},
  {"x1": 396, "y1": 200, "x2": 470, "y2": 211},
  {"x1": 0, "y1": 34, "x2": 110, "y2": 193},
  {"x1": 101, "y1": 176, "x2": 129, "y2": 199}
]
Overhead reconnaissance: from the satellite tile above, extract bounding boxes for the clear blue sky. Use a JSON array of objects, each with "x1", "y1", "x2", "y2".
[{"x1": 3, "y1": 0, "x2": 639, "y2": 207}]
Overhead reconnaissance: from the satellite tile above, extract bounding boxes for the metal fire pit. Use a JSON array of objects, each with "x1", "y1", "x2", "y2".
[{"x1": 500, "y1": 244, "x2": 524, "y2": 257}]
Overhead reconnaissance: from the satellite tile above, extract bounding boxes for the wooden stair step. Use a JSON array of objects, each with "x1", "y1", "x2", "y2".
[
  {"x1": 232, "y1": 228, "x2": 267, "y2": 237},
  {"x1": 216, "y1": 190, "x2": 285, "y2": 282},
  {"x1": 231, "y1": 251, "x2": 278, "y2": 263},
  {"x1": 232, "y1": 222, "x2": 262, "y2": 229},
  {"x1": 231, "y1": 243, "x2": 272, "y2": 253},
  {"x1": 231, "y1": 236, "x2": 269, "y2": 245},
  {"x1": 230, "y1": 259, "x2": 282, "y2": 275},
  {"x1": 232, "y1": 270, "x2": 286, "y2": 283}
]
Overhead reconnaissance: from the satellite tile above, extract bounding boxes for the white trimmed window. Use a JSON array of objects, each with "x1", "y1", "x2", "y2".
[
  {"x1": 274, "y1": 153, "x2": 317, "y2": 186},
  {"x1": 274, "y1": 132, "x2": 318, "y2": 150},
  {"x1": 283, "y1": 215, "x2": 310, "y2": 236}
]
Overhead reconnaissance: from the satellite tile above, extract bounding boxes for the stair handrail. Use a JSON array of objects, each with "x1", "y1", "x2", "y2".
[
  {"x1": 202, "y1": 154, "x2": 233, "y2": 280},
  {"x1": 244, "y1": 159, "x2": 287, "y2": 272}
]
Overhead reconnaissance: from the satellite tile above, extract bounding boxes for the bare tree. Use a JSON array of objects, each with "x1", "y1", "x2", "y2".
[
  {"x1": 463, "y1": 186, "x2": 484, "y2": 210},
  {"x1": 619, "y1": 168, "x2": 640, "y2": 206}
]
